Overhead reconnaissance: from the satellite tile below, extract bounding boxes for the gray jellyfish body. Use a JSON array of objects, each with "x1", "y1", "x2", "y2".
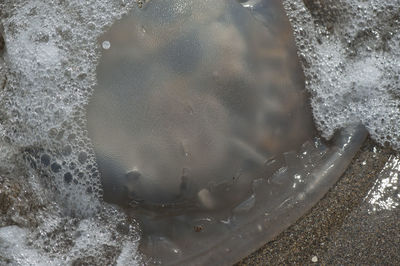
[
  {"x1": 92, "y1": 82, "x2": 267, "y2": 210},
  {"x1": 87, "y1": 0, "x2": 314, "y2": 212}
]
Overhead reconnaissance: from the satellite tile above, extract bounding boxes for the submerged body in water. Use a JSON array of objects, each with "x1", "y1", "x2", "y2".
[{"x1": 87, "y1": 0, "x2": 314, "y2": 211}]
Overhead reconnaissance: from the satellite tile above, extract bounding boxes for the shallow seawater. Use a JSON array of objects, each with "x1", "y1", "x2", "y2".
[{"x1": 0, "y1": 0, "x2": 394, "y2": 265}]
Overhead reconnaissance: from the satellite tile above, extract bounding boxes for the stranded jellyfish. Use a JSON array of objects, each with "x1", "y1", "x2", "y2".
[{"x1": 86, "y1": 0, "x2": 366, "y2": 264}]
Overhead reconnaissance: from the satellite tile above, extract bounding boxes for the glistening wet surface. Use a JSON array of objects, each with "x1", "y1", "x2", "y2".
[
  {"x1": 239, "y1": 138, "x2": 400, "y2": 265},
  {"x1": 86, "y1": 0, "x2": 366, "y2": 264},
  {"x1": 0, "y1": 0, "x2": 397, "y2": 265},
  {"x1": 87, "y1": 0, "x2": 314, "y2": 212},
  {"x1": 239, "y1": 0, "x2": 400, "y2": 262}
]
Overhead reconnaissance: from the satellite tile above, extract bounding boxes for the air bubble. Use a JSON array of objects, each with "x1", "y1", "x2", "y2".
[
  {"x1": 64, "y1": 172, "x2": 73, "y2": 184},
  {"x1": 62, "y1": 145, "x2": 72, "y2": 156},
  {"x1": 102, "y1": 41, "x2": 111, "y2": 50},
  {"x1": 69, "y1": 162, "x2": 76, "y2": 170},
  {"x1": 51, "y1": 162, "x2": 62, "y2": 173},
  {"x1": 40, "y1": 154, "x2": 51, "y2": 167},
  {"x1": 78, "y1": 152, "x2": 87, "y2": 164}
]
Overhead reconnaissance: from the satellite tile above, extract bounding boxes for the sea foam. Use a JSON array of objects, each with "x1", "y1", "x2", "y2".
[
  {"x1": 0, "y1": 0, "x2": 399, "y2": 264},
  {"x1": 0, "y1": 0, "x2": 143, "y2": 264},
  {"x1": 283, "y1": 0, "x2": 400, "y2": 149}
]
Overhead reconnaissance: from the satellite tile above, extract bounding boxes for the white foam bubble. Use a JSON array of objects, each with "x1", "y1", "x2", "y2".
[
  {"x1": 0, "y1": 207, "x2": 141, "y2": 265},
  {"x1": 0, "y1": 226, "x2": 61, "y2": 265},
  {"x1": 283, "y1": 0, "x2": 400, "y2": 149}
]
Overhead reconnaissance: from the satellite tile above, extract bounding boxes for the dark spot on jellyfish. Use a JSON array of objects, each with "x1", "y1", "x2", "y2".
[
  {"x1": 50, "y1": 162, "x2": 61, "y2": 173},
  {"x1": 64, "y1": 172, "x2": 73, "y2": 184},
  {"x1": 78, "y1": 172, "x2": 84, "y2": 178},
  {"x1": 86, "y1": 164, "x2": 92, "y2": 170},
  {"x1": 78, "y1": 152, "x2": 87, "y2": 164},
  {"x1": 73, "y1": 179, "x2": 78, "y2": 185}
]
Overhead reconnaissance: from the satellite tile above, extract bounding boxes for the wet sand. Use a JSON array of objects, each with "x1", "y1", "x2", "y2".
[{"x1": 238, "y1": 137, "x2": 400, "y2": 265}]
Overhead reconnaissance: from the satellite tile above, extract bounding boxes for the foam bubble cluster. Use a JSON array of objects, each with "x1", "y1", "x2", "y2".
[
  {"x1": 283, "y1": 0, "x2": 400, "y2": 149},
  {"x1": 0, "y1": 0, "x2": 144, "y2": 264},
  {"x1": 0, "y1": 205, "x2": 142, "y2": 265},
  {"x1": 0, "y1": 0, "x2": 140, "y2": 215}
]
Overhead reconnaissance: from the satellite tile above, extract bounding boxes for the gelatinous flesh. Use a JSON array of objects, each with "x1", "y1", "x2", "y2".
[
  {"x1": 86, "y1": 0, "x2": 367, "y2": 264},
  {"x1": 87, "y1": 0, "x2": 314, "y2": 211}
]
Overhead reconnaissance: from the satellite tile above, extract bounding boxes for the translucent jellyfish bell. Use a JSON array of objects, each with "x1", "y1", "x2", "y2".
[{"x1": 86, "y1": 0, "x2": 366, "y2": 264}]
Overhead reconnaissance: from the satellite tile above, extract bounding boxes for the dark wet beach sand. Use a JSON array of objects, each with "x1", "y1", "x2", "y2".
[{"x1": 239, "y1": 137, "x2": 400, "y2": 265}]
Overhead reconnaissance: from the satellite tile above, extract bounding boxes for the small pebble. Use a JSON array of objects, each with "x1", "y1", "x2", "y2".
[{"x1": 311, "y1": 255, "x2": 318, "y2": 263}]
